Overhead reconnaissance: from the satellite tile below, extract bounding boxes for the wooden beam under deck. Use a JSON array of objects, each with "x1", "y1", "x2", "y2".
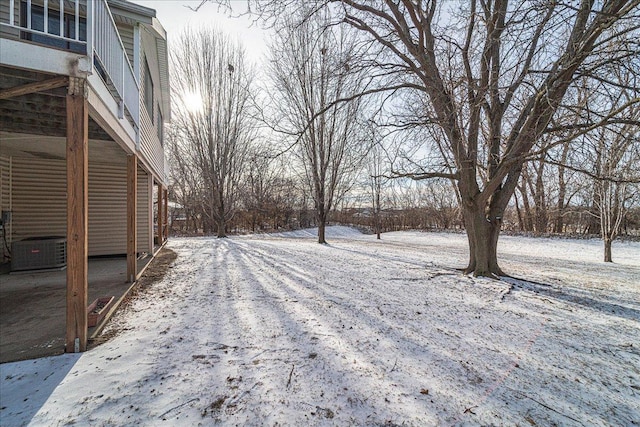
[
  {"x1": 127, "y1": 155, "x2": 138, "y2": 283},
  {"x1": 0, "y1": 76, "x2": 68, "y2": 100},
  {"x1": 157, "y1": 183, "x2": 164, "y2": 245},
  {"x1": 66, "y1": 77, "x2": 89, "y2": 353},
  {"x1": 0, "y1": 94, "x2": 114, "y2": 141},
  {"x1": 164, "y1": 188, "x2": 169, "y2": 242}
]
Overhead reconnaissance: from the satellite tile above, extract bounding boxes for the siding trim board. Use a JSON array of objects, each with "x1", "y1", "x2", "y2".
[{"x1": 137, "y1": 165, "x2": 150, "y2": 254}]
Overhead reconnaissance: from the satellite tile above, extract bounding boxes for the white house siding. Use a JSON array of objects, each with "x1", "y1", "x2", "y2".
[
  {"x1": 139, "y1": 34, "x2": 164, "y2": 180},
  {"x1": 115, "y1": 23, "x2": 135, "y2": 68},
  {"x1": 0, "y1": 0, "x2": 20, "y2": 39},
  {"x1": 139, "y1": 98, "x2": 162, "y2": 178},
  {"x1": 7, "y1": 156, "x2": 152, "y2": 257},
  {"x1": 89, "y1": 162, "x2": 150, "y2": 255},
  {"x1": 88, "y1": 161, "x2": 126, "y2": 256},
  {"x1": 11, "y1": 157, "x2": 67, "y2": 243}
]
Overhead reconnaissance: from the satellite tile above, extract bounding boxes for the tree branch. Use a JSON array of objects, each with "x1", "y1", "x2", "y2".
[{"x1": 389, "y1": 169, "x2": 460, "y2": 181}]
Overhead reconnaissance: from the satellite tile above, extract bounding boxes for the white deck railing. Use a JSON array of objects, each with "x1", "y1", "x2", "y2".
[
  {"x1": 3, "y1": 0, "x2": 85, "y2": 45},
  {"x1": 91, "y1": 0, "x2": 139, "y2": 129},
  {"x1": 1, "y1": 0, "x2": 140, "y2": 134}
]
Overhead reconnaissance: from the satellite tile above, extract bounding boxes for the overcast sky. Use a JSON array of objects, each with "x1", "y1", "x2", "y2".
[{"x1": 130, "y1": 0, "x2": 269, "y2": 65}]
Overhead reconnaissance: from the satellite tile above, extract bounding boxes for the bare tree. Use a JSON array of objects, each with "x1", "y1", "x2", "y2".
[
  {"x1": 368, "y1": 144, "x2": 384, "y2": 239},
  {"x1": 171, "y1": 27, "x2": 256, "y2": 237},
  {"x1": 545, "y1": 47, "x2": 640, "y2": 259},
  {"x1": 256, "y1": 0, "x2": 639, "y2": 276},
  {"x1": 268, "y1": 9, "x2": 368, "y2": 243},
  {"x1": 589, "y1": 115, "x2": 639, "y2": 262},
  {"x1": 595, "y1": 131, "x2": 640, "y2": 262},
  {"x1": 365, "y1": 124, "x2": 388, "y2": 239},
  {"x1": 167, "y1": 127, "x2": 203, "y2": 233}
]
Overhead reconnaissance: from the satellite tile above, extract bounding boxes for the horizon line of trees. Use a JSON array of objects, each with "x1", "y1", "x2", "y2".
[{"x1": 168, "y1": 177, "x2": 640, "y2": 239}]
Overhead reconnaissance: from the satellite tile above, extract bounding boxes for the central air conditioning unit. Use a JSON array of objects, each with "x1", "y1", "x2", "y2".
[{"x1": 11, "y1": 237, "x2": 67, "y2": 271}]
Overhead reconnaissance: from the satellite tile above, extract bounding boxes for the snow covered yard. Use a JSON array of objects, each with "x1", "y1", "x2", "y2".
[{"x1": 1, "y1": 227, "x2": 639, "y2": 426}]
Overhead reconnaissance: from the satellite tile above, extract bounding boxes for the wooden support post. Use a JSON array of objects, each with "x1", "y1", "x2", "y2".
[
  {"x1": 66, "y1": 77, "x2": 88, "y2": 353},
  {"x1": 127, "y1": 155, "x2": 137, "y2": 283},
  {"x1": 157, "y1": 183, "x2": 163, "y2": 246},
  {"x1": 148, "y1": 174, "x2": 154, "y2": 252},
  {"x1": 163, "y1": 188, "x2": 168, "y2": 242}
]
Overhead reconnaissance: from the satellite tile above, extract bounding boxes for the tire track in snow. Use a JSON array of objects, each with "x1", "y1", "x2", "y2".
[
  {"x1": 229, "y1": 238, "x2": 536, "y2": 424},
  {"x1": 184, "y1": 238, "x2": 280, "y2": 424},
  {"x1": 229, "y1": 239, "x2": 444, "y2": 424}
]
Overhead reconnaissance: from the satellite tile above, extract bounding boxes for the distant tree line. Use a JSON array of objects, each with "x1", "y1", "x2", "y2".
[{"x1": 168, "y1": 172, "x2": 640, "y2": 239}]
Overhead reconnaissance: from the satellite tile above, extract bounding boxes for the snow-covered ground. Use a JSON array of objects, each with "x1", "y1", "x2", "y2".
[{"x1": 2, "y1": 227, "x2": 639, "y2": 426}]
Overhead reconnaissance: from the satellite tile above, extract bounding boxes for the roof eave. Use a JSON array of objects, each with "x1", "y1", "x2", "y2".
[{"x1": 107, "y1": 0, "x2": 156, "y2": 20}]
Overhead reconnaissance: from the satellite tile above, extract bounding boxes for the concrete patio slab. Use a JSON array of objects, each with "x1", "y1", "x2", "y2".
[{"x1": 0, "y1": 256, "x2": 152, "y2": 363}]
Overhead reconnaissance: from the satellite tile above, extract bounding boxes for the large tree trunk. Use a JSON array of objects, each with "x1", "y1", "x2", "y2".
[
  {"x1": 317, "y1": 198, "x2": 327, "y2": 244},
  {"x1": 318, "y1": 219, "x2": 327, "y2": 244},
  {"x1": 604, "y1": 237, "x2": 612, "y2": 262},
  {"x1": 462, "y1": 204, "x2": 504, "y2": 278},
  {"x1": 216, "y1": 206, "x2": 227, "y2": 238},
  {"x1": 215, "y1": 187, "x2": 228, "y2": 238},
  {"x1": 217, "y1": 218, "x2": 227, "y2": 238},
  {"x1": 318, "y1": 216, "x2": 327, "y2": 244}
]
